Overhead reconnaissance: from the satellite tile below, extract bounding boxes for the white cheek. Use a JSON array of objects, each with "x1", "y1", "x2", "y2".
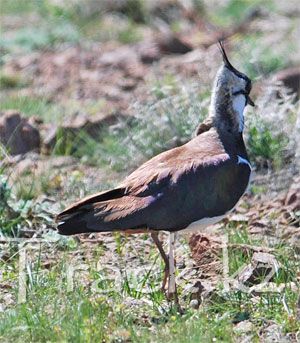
[{"x1": 233, "y1": 94, "x2": 246, "y2": 132}]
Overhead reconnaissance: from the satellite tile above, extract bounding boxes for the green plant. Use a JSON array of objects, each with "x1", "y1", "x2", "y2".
[
  {"x1": 0, "y1": 95, "x2": 63, "y2": 123},
  {"x1": 0, "y1": 72, "x2": 25, "y2": 89},
  {"x1": 121, "y1": 0, "x2": 148, "y2": 24},
  {"x1": 0, "y1": 21, "x2": 80, "y2": 54},
  {"x1": 0, "y1": 0, "x2": 35, "y2": 14},
  {"x1": 207, "y1": 0, "x2": 274, "y2": 27},
  {"x1": 245, "y1": 85, "x2": 298, "y2": 170},
  {"x1": 0, "y1": 165, "x2": 55, "y2": 237},
  {"x1": 117, "y1": 21, "x2": 142, "y2": 44},
  {"x1": 247, "y1": 120, "x2": 289, "y2": 169},
  {"x1": 93, "y1": 79, "x2": 209, "y2": 171},
  {"x1": 0, "y1": 170, "x2": 27, "y2": 236}
]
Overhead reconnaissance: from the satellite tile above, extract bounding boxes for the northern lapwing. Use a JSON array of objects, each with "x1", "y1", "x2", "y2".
[{"x1": 56, "y1": 41, "x2": 254, "y2": 305}]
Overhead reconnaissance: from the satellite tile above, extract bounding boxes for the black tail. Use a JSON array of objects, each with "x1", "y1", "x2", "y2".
[{"x1": 56, "y1": 188, "x2": 125, "y2": 235}]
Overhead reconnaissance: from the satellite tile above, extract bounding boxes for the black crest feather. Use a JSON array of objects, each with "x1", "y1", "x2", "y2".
[{"x1": 218, "y1": 40, "x2": 247, "y2": 80}]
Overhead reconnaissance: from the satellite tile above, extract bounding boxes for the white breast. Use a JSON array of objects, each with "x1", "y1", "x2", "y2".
[
  {"x1": 232, "y1": 94, "x2": 246, "y2": 132},
  {"x1": 182, "y1": 214, "x2": 227, "y2": 233}
]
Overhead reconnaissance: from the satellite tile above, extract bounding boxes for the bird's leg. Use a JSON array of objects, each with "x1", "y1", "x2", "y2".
[
  {"x1": 168, "y1": 232, "x2": 179, "y2": 306},
  {"x1": 151, "y1": 232, "x2": 182, "y2": 313},
  {"x1": 151, "y1": 232, "x2": 169, "y2": 291}
]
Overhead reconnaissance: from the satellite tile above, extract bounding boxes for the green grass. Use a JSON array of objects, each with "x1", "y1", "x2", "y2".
[
  {"x1": 0, "y1": 21, "x2": 80, "y2": 55},
  {"x1": 235, "y1": 33, "x2": 293, "y2": 79},
  {"x1": 61, "y1": 78, "x2": 210, "y2": 171},
  {"x1": 245, "y1": 87, "x2": 298, "y2": 169},
  {"x1": 208, "y1": 0, "x2": 275, "y2": 27},
  {"x1": 0, "y1": 72, "x2": 26, "y2": 89},
  {"x1": 1, "y1": 140, "x2": 299, "y2": 341},
  {"x1": 117, "y1": 20, "x2": 143, "y2": 44},
  {"x1": 0, "y1": 1, "x2": 299, "y2": 340},
  {"x1": 247, "y1": 120, "x2": 289, "y2": 169},
  {"x1": 0, "y1": 95, "x2": 63, "y2": 122},
  {"x1": 0, "y1": 0, "x2": 145, "y2": 55},
  {"x1": 2, "y1": 148, "x2": 299, "y2": 335},
  {"x1": 0, "y1": 0, "x2": 35, "y2": 14},
  {"x1": 0, "y1": 163, "x2": 57, "y2": 237},
  {"x1": 0, "y1": 170, "x2": 31, "y2": 236},
  {"x1": 0, "y1": 0, "x2": 80, "y2": 56},
  {"x1": 0, "y1": 223, "x2": 299, "y2": 342}
]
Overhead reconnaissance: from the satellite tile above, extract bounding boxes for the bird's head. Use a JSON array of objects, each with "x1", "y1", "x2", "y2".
[{"x1": 210, "y1": 41, "x2": 254, "y2": 133}]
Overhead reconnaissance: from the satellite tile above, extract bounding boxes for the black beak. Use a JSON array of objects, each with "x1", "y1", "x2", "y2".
[
  {"x1": 247, "y1": 95, "x2": 255, "y2": 107},
  {"x1": 218, "y1": 41, "x2": 255, "y2": 106}
]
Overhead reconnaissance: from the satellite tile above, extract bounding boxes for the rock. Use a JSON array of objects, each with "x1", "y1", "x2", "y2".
[
  {"x1": 189, "y1": 233, "x2": 223, "y2": 278},
  {"x1": 98, "y1": 46, "x2": 139, "y2": 68},
  {"x1": 185, "y1": 280, "x2": 203, "y2": 304},
  {"x1": 252, "y1": 67, "x2": 300, "y2": 102},
  {"x1": 234, "y1": 320, "x2": 254, "y2": 334},
  {"x1": 183, "y1": 279, "x2": 216, "y2": 307},
  {"x1": 138, "y1": 41, "x2": 161, "y2": 64},
  {"x1": 156, "y1": 32, "x2": 193, "y2": 55},
  {"x1": 117, "y1": 78, "x2": 138, "y2": 91},
  {"x1": 0, "y1": 111, "x2": 40, "y2": 155},
  {"x1": 284, "y1": 176, "x2": 300, "y2": 210},
  {"x1": 13, "y1": 155, "x2": 76, "y2": 178},
  {"x1": 274, "y1": 67, "x2": 300, "y2": 99},
  {"x1": 236, "y1": 252, "x2": 279, "y2": 289},
  {"x1": 248, "y1": 281, "x2": 298, "y2": 295},
  {"x1": 42, "y1": 112, "x2": 128, "y2": 152},
  {"x1": 13, "y1": 52, "x2": 39, "y2": 69},
  {"x1": 260, "y1": 323, "x2": 289, "y2": 343},
  {"x1": 189, "y1": 299, "x2": 200, "y2": 309}
]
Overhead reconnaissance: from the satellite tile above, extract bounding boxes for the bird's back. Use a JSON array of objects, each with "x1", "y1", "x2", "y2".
[{"x1": 57, "y1": 127, "x2": 251, "y2": 235}]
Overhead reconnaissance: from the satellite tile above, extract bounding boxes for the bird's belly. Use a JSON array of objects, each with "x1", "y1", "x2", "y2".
[{"x1": 182, "y1": 214, "x2": 227, "y2": 233}]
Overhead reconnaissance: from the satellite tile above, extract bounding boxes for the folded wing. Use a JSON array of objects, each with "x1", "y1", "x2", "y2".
[{"x1": 57, "y1": 129, "x2": 248, "y2": 235}]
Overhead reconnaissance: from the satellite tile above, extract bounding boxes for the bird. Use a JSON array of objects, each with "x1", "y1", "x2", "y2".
[{"x1": 56, "y1": 41, "x2": 254, "y2": 306}]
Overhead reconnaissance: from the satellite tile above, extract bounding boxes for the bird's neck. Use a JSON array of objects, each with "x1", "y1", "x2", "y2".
[
  {"x1": 208, "y1": 85, "x2": 248, "y2": 159},
  {"x1": 209, "y1": 86, "x2": 246, "y2": 134}
]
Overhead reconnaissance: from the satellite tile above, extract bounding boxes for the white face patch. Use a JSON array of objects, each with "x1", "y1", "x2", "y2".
[{"x1": 232, "y1": 94, "x2": 246, "y2": 132}]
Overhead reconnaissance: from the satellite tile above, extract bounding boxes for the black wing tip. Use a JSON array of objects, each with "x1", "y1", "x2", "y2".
[
  {"x1": 55, "y1": 210, "x2": 86, "y2": 235},
  {"x1": 56, "y1": 218, "x2": 87, "y2": 236}
]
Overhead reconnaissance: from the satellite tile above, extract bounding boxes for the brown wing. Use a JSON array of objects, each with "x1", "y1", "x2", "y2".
[
  {"x1": 56, "y1": 128, "x2": 230, "y2": 235},
  {"x1": 120, "y1": 128, "x2": 228, "y2": 194}
]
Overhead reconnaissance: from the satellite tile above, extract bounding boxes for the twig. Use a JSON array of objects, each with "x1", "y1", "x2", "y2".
[
  {"x1": 0, "y1": 238, "x2": 56, "y2": 244},
  {"x1": 228, "y1": 243, "x2": 274, "y2": 253},
  {"x1": 18, "y1": 245, "x2": 27, "y2": 304}
]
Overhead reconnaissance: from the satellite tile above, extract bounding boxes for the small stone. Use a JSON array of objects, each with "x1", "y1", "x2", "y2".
[
  {"x1": 274, "y1": 67, "x2": 300, "y2": 99},
  {"x1": 138, "y1": 41, "x2": 161, "y2": 64},
  {"x1": 234, "y1": 320, "x2": 254, "y2": 334},
  {"x1": 156, "y1": 32, "x2": 192, "y2": 55},
  {"x1": 0, "y1": 110, "x2": 40, "y2": 155},
  {"x1": 236, "y1": 252, "x2": 279, "y2": 288},
  {"x1": 99, "y1": 46, "x2": 138, "y2": 68},
  {"x1": 189, "y1": 299, "x2": 199, "y2": 309}
]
